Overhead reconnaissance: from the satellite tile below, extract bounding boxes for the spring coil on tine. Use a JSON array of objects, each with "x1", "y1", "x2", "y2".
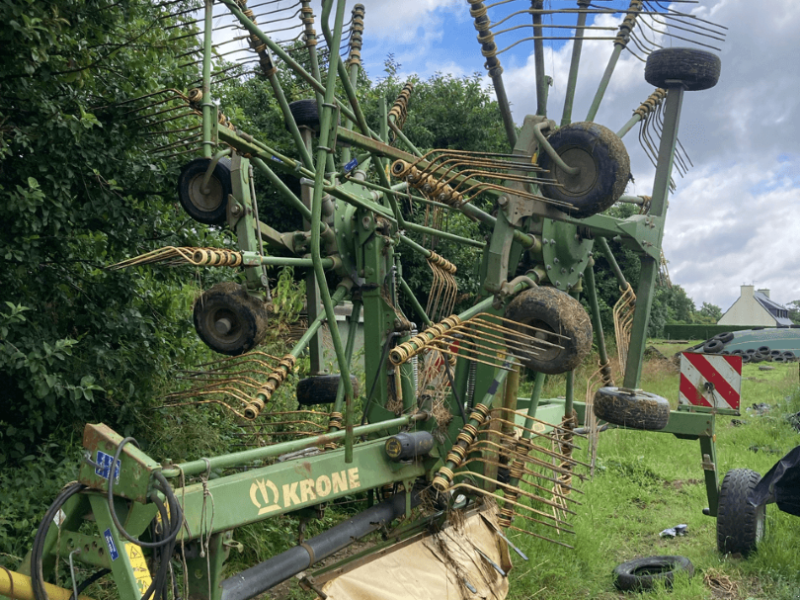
[
  {"x1": 388, "y1": 82, "x2": 413, "y2": 131},
  {"x1": 244, "y1": 355, "x2": 297, "y2": 419},
  {"x1": 614, "y1": 0, "x2": 643, "y2": 48},
  {"x1": 633, "y1": 88, "x2": 667, "y2": 119},
  {"x1": 192, "y1": 249, "x2": 243, "y2": 267}
]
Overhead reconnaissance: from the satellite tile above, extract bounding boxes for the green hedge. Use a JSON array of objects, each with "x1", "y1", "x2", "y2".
[{"x1": 663, "y1": 324, "x2": 765, "y2": 340}]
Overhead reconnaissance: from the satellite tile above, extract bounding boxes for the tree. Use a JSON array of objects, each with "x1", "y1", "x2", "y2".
[
  {"x1": 698, "y1": 302, "x2": 723, "y2": 323},
  {"x1": 0, "y1": 0, "x2": 218, "y2": 461}
]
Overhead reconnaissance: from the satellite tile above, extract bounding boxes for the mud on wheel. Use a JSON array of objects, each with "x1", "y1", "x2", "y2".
[
  {"x1": 593, "y1": 387, "x2": 670, "y2": 431},
  {"x1": 503, "y1": 286, "x2": 592, "y2": 374}
]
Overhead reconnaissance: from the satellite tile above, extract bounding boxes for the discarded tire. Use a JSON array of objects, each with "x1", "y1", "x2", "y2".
[
  {"x1": 751, "y1": 352, "x2": 764, "y2": 363},
  {"x1": 193, "y1": 282, "x2": 269, "y2": 355},
  {"x1": 593, "y1": 387, "x2": 670, "y2": 431},
  {"x1": 613, "y1": 555, "x2": 694, "y2": 591},
  {"x1": 703, "y1": 339, "x2": 724, "y2": 354},
  {"x1": 731, "y1": 349, "x2": 744, "y2": 355},
  {"x1": 537, "y1": 122, "x2": 630, "y2": 218},
  {"x1": 177, "y1": 157, "x2": 233, "y2": 225},
  {"x1": 758, "y1": 346, "x2": 770, "y2": 354},
  {"x1": 773, "y1": 356, "x2": 786, "y2": 364},
  {"x1": 297, "y1": 374, "x2": 360, "y2": 406},
  {"x1": 717, "y1": 468, "x2": 765, "y2": 557},
  {"x1": 644, "y1": 47, "x2": 721, "y2": 91},
  {"x1": 782, "y1": 351, "x2": 796, "y2": 361},
  {"x1": 504, "y1": 286, "x2": 593, "y2": 374},
  {"x1": 714, "y1": 332, "x2": 735, "y2": 344}
]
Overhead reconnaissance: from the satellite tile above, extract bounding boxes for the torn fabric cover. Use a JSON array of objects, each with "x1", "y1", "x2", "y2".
[
  {"x1": 318, "y1": 508, "x2": 513, "y2": 600},
  {"x1": 748, "y1": 445, "x2": 800, "y2": 517}
]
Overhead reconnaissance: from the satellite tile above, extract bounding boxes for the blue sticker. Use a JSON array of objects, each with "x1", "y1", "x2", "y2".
[
  {"x1": 271, "y1": 155, "x2": 283, "y2": 163},
  {"x1": 104, "y1": 529, "x2": 119, "y2": 561},
  {"x1": 344, "y1": 158, "x2": 358, "y2": 173},
  {"x1": 95, "y1": 450, "x2": 120, "y2": 483}
]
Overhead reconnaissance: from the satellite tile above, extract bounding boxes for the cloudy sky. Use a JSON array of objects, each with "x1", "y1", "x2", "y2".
[{"x1": 217, "y1": 0, "x2": 799, "y2": 312}]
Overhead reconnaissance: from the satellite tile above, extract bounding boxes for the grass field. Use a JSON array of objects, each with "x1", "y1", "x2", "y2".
[{"x1": 506, "y1": 345, "x2": 800, "y2": 600}]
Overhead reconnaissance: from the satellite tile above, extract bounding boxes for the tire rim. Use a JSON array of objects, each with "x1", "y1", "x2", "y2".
[
  {"x1": 188, "y1": 172, "x2": 224, "y2": 213},
  {"x1": 204, "y1": 306, "x2": 243, "y2": 346}
]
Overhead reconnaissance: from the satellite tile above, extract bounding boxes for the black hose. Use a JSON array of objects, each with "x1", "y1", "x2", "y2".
[
  {"x1": 31, "y1": 483, "x2": 86, "y2": 600},
  {"x1": 107, "y1": 438, "x2": 182, "y2": 548},
  {"x1": 67, "y1": 569, "x2": 110, "y2": 600}
]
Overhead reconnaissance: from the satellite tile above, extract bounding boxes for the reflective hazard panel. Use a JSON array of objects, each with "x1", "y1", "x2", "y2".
[{"x1": 679, "y1": 352, "x2": 742, "y2": 415}]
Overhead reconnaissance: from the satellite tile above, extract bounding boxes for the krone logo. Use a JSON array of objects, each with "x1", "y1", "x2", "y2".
[{"x1": 249, "y1": 478, "x2": 281, "y2": 515}]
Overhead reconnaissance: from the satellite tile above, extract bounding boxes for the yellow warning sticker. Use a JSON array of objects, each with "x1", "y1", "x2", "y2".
[{"x1": 124, "y1": 543, "x2": 153, "y2": 595}]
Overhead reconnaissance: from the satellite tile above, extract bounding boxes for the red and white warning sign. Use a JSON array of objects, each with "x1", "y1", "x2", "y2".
[{"x1": 679, "y1": 352, "x2": 742, "y2": 413}]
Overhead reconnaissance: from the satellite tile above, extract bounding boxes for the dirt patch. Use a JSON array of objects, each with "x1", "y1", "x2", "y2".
[{"x1": 663, "y1": 478, "x2": 701, "y2": 492}]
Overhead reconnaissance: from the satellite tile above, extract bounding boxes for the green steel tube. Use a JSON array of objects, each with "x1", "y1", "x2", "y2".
[
  {"x1": 268, "y1": 72, "x2": 314, "y2": 169},
  {"x1": 532, "y1": 0, "x2": 548, "y2": 117},
  {"x1": 583, "y1": 260, "x2": 611, "y2": 376},
  {"x1": 201, "y1": 0, "x2": 214, "y2": 158},
  {"x1": 332, "y1": 300, "x2": 362, "y2": 418},
  {"x1": 617, "y1": 113, "x2": 642, "y2": 139},
  {"x1": 458, "y1": 295, "x2": 498, "y2": 322},
  {"x1": 389, "y1": 120, "x2": 424, "y2": 157},
  {"x1": 586, "y1": 44, "x2": 623, "y2": 122},
  {"x1": 242, "y1": 255, "x2": 336, "y2": 269},
  {"x1": 623, "y1": 86, "x2": 685, "y2": 390},
  {"x1": 201, "y1": 148, "x2": 231, "y2": 189},
  {"x1": 564, "y1": 370, "x2": 575, "y2": 417},
  {"x1": 596, "y1": 236, "x2": 628, "y2": 289},
  {"x1": 164, "y1": 413, "x2": 417, "y2": 478},
  {"x1": 398, "y1": 233, "x2": 432, "y2": 259},
  {"x1": 399, "y1": 277, "x2": 432, "y2": 327},
  {"x1": 561, "y1": 1, "x2": 590, "y2": 126},
  {"x1": 522, "y1": 372, "x2": 547, "y2": 438},
  {"x1": 314, "y1": 0, "x2": 355, "y2": 463},
  {"x1": 534, "y1": 121, "x2": 580, "y2": 175}
]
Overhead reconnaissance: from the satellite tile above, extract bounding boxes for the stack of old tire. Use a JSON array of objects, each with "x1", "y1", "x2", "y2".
[{"x1": 683, "y1": 332, "x2": 798, "y2": 364}]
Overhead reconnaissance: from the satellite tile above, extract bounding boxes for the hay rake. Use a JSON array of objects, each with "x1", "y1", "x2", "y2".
[{"x1": 6, "y1": 2, "x2": 741, "y2": 600}]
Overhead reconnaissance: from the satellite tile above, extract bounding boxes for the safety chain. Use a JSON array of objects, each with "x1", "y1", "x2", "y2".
[{"x1": 244, "y1": 354, "x2": 297, "y2": 418}]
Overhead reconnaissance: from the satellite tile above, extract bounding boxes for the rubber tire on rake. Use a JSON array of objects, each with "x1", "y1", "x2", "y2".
[
  {"x1": 644, "y1": 47, "x2": 722, "y2": 91},
  {"x1": 193, "y1": 282, "x2": 269, "y2": 356},
  {"x1": 717, "y1": 468, "x2": 765, "y2": 557},
  {"x1": 537, "y1": 122, "x2": 630, "y2": 219},
  {"x1": 177, "y1": 157, "x2": 232, "y2": 225},
  {"x1": 503, "y1": 286, "x2": 593, "y2": 374},
  {"x1": 593, "y1": 387, "x2": 670, "y2": 431},
  {"x1": 613, "y1": 555, "x2": 694, "y2": 591},
  {"x1": 296, "y1": 374, "x2": 360, "y2": 406},
  {"x1": 288, "y1": 99, "x2": 321, "y2": 131}
]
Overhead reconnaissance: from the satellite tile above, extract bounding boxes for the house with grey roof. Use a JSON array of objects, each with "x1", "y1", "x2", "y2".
[{"x1": 717, "y1": 285, "x2": 793, "y2": 327}]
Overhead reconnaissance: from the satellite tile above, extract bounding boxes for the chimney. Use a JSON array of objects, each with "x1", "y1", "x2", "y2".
[
  {"x1": 741, "y1": 285, "x2": 754, "y2": 298},
  {"x1": 757, "y1": 288, "x2": 770, "y2": 298}
]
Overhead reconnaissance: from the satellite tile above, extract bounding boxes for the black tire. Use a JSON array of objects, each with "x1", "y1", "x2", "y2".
[
  {"x1": 613, "y1": 555, "x2": 694, "y2": 591},
  {"x1": 537, "y1": 122, "x2": 630, "y2": 218},
  {"x1": 745, "y1": 348, "x2": 757, "y2": 355},
  {"x1": 717, "y1": 469, "x2": 765, "y2": 557},
  {"x1": 731, "y1": 349, "x2": 744, "y2": 355},
  {"x1": 193, "y1": 282, "x2": 269, "y2": 355},
  {"x1": 288, "y1": 99, "x2": 321, "y2": 131},
  {"x1": 296, "y1": 375, "x2": 360, "y2": 406},
  {"x1": 177, "y1": 157, "x2": 232, "y2": 225},
  {"x1": 742, "y1": 355, "x2": 751, "y2": 364},
  {"x1": 782, "y1": 351, "x2": 796, "y2": 360},
  {"x1": 593, "y1": 387, "x2": 670, "y2": 431},
  {"x1": 758, "y1": 346, "x2": 770, "y2": 354},
  {"x1": 503, "y1": 286, "x2": 593, "y2": 374},
  {"x1": 770, "y1": 350, "x2": 782, "y2": 357},
  {"x1": 773, "y1": 356, "x2": 786, "y2": 364},
  {"x1": 751, "y1": 352, "x2": 764, "y2": 363},
  {"x1": 715, "y1": 332, "x2": 735, "y2": 344},
  {"x1": 644, "y1": 47, "x2": 721, "y2": 91},
  {"x1": 703, "y1": 339, "x2": 724, "y2": 354}
]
